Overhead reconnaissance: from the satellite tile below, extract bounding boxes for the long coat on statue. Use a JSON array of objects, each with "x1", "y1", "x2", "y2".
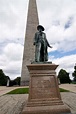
[{"x1": 33, "y1": 31, "x2": 50, "y2": 62}]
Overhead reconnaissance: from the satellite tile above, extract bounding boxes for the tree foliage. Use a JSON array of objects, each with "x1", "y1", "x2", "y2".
[
  {"x1": 72, "y1": 65, "x2": 76, "y2": 81},
  {"x1": 0, "y1": 69, "x2": 10, "y2": 86},
  {"x1": 58, "y1": 69, "x2": 71, "y2": 84},
  {"x1": 9, "y1": 77, "x2": 21, "y2": 86},
  {"x1": 14, "y1": 77, "x2": 21, "y2": 85},
  {"x1": 0, "y1": 69, "x2": 20, "y2": 86}
]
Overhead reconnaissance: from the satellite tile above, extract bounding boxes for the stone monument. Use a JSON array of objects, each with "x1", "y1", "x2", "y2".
[
  {"x1": 21, "y1": 0, "x2": 39, "y2": 86},
  {"x1": 22, "y1": 25, "x2": 71, "y2": 113},
  {"x1": 22, "y1": 0, "x2": 71, "y2": 113}
]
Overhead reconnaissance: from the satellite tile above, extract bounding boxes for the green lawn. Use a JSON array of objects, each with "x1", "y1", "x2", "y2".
[
  {"x1": 7, "y1": 88, "x2": 29, "y2": 94},
  {"x1": 6, "y1": 87, "x2": 69, "y2": 94},
  {"x1": 59, "y1": 88, "x2": 70, "y2": 92}
]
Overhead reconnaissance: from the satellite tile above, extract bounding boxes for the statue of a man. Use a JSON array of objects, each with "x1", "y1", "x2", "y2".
[{"x1": 33, "y1": 25, "x2": 52, "y2": 62}]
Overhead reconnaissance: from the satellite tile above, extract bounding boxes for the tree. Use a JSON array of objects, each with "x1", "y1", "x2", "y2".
[
  {"x1": 9, "y1": 77, "x2": 21, "y2": 86},
  {"x1": 72, "y1": 64, "x2": 76, "y2": 81},
  {"x1": 0, "y1": 69, "x2": 21, "y2": 86},
  {"x1": 58, "y1": 69, "x2": 71, "y2": 84},
  {"x1": 0, "y1": 69, "x2": 10, "y2": 86},
  {"x1": 14, "y1": 77, "x2": 21, "y2": 85}
]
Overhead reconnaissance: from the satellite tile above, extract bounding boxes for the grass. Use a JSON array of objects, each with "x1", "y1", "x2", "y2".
[
  {"x1": 59, "y1": 88, "x2": 70, "y2": 92},
  {"x1": 7, "y1": 88, "x2": 29, "y2": 94},
  {"x1": 6, "y1": 87, "x2": 69, "y2": 94}
]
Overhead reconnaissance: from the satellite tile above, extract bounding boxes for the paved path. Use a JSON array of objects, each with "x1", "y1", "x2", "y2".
[
  {"x1": 0, "y1": 94, "x2": 28, "y2": 114},
  {"x1": 61, "y1": 92, "x2": 76, "y2": 114},
  {"x1": 0, "y1": 84, "x2": 76, "y2": 114},
  {"x1": 0, "y1": 86, "x2": 28, "y2": 96},
  {"x1": 59, "y1": 84, "x2": 76, "y2": 93},
  {"x1": 0, "y1": 93, "x2": 76, "y2": 114}
]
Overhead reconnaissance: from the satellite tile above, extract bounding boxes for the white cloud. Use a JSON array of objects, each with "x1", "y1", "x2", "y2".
[
  {"x1": 37, "y1": 0, "x2": 76, "y2": 26},
  {"x1": 46, "y1": 18, "x2": 76, "y2": 52},
  {"x1": 0, "y1": 43, "x2": 23, "y2": 79},
  {"x1": 3, "y1": 43, "x2": 23, "y2": 61},
  {"x1": 4, "y1": 61, "x2": 22, "y2": 79},
  {"x1": 0, "y1": 0, "x2": 28, "y2": 41},
  {"x1": 46, "y1": 26, "x2": 64, "y2": 44},
  {"x1": 37, "y1": 0, "x2": 76, "y2": 53}
]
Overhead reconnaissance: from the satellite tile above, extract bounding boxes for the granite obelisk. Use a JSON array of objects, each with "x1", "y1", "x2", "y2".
[{"x1": 21, "y1": 0, "x2": 39, "y2": 85}]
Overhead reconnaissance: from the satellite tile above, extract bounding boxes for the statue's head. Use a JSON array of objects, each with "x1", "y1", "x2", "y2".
[{"x1": 37, "y1": 25, "x2": 45, "y2": 31}]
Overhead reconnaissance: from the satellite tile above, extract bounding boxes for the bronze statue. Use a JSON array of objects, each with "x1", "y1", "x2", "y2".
[{"x1": 33, "y1": 25, "x2": 52, "y2": 62}]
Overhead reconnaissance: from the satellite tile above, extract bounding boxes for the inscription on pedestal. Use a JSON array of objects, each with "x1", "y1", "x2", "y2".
[{"x1": 31, "y1": 75, "x2": 58, "y2": 99}]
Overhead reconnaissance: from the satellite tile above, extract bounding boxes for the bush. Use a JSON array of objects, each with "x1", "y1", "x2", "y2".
[{"x1": 58, "y1": 69, "x2": 71, "y2": 84}]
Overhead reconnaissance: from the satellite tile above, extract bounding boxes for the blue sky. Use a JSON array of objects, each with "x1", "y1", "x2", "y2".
[
  {"x1": 49, "y1": 49, "x2": 76, "y2": 58},
  {"x1": 0, "y1": 0, "x2": 76, "y2": 79}
]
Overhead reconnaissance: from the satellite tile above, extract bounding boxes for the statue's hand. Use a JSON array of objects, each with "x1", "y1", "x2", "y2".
[{"x1": 49, "y1": 45, "x2": 52, "y2": 48}]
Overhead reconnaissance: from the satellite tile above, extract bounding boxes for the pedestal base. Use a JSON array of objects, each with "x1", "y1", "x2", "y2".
[
  {"x1": 22, "y1": 105, "x2": 71, "y2": 114},
  {"x1": 22, "y1": 63, "x2": 71, "y2": 114}
]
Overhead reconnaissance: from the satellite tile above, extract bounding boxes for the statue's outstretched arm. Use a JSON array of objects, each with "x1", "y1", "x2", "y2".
[{"x1": 45, "y1": 34, "x2": 52, "y2": 48}]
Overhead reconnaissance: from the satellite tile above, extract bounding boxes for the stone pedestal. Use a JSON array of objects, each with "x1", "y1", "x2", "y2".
[{"x1": 22, "y1": 63, "x2": 71, "y2": 114}]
